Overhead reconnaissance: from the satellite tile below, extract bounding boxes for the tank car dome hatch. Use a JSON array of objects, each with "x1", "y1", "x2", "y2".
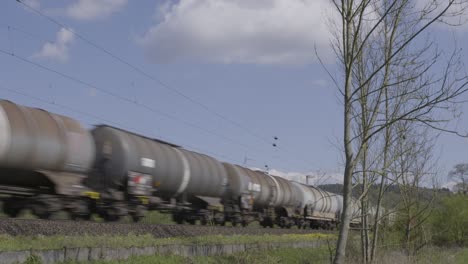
[
  {"x1": 0, "y1": 100, "x2": 95, "y2": 173},
  {"x1": 91, "y1": 125, "x2": 228, "y2": 199}
]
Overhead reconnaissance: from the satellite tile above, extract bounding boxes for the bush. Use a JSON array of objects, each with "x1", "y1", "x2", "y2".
[{"x1": 431, "y1": 194, "x2": 468, "y2": 246}]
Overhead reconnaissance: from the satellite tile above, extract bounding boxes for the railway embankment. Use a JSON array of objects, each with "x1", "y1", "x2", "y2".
[
  {"x1": 0, "y1": 218, "x2": 335, "y2": 264},
  {"x1": 0, "y1": 239, "x2": 329, "y2": 264}
]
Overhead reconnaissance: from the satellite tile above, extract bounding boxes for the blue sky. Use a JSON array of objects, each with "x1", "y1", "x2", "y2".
[{"x1": 0, "y1": 0, "x2": 467, "y2": 186}]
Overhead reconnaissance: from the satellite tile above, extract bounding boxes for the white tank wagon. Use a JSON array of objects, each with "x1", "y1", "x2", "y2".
[
  {"x1": 269, "y1": 175, "x2": 302, "y2": 208},
  {"x1": 290, "y1": 182, "x2": 344, "y2": 229},
  {"x1": 265, "y1": 175, "x2": 303, "y2": 228}
]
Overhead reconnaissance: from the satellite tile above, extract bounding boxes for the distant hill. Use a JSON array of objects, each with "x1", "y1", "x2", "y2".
[{"x1": 318, "y1": 183, "x2": 452, "y2": 208}]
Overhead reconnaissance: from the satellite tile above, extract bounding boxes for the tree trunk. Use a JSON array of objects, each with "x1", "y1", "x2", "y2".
[
  {"x1": 334, "y1": 160, "x2": 355, "y2": 264},
  {"x1": 333, "y1": 3, "x2": 355, "y2": 263}
]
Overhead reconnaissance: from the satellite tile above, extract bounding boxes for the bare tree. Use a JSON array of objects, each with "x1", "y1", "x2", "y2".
[
  {"x1": 448, "y1": 163, "x2": 468, "y2": 194},
  {"x1": 326, "y1": 1, "x2": 468, "y2": 263},
  {"x1": 392, "y1": 124, "x2": 437, "y2": 256}
]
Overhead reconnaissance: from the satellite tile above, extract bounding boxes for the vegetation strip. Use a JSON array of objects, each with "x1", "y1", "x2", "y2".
[
  {"x1": 0, "y1": 234, "x2": 333, "y2": 264},
  {"x1": 0, "y1": 233, "x2": 333, "y2": 251}
]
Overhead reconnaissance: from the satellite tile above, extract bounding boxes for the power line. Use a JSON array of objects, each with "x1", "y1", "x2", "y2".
[
  {"x1": 0, "y1": 24, "x2": 308, "y2": 172},
  {"x1": 14, "y1": 0, "x2": 276, "y2": 146},
  {"x1": 0, "y1": 49, "x2": 263, "y2": 155},
  {"x1": 0, "y1": 26, "x2": 313, "y2": 171},
  {"x1": 12, "y1": 0, "x2": 316, "y2": 170},
  {"x1": 0, "y1": 83, "x2": 242, "y2": 164},
  {"x1": 0, "y1": 23, "x2": 280, "y2": 168},
  {"x1": 1, "y1": 24, "x2": 54, "y2": 44}
]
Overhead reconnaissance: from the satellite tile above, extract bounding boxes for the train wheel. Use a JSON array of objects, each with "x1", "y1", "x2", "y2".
[
  {"x1": 102, "y1": 209, "x2": 120, "y2": 222},
  {"x1": 172, "y1": 213, "x2": 184, "y2": 224},
  {"x1": 200, "y1": 214, "x2": 211, "y2": 226},
  {"x1": 3, "y1": 203, "x2": 20, "y2": 218},
  {"x1": 32, "y1": 202, "x2": 51, "y2": 219},
  {"x1": 34, "y1": 210, "x2": 51, "y2": 220},
  {"x1": 3, "y1": 198, "x2": 21, "y2": 217},
  {"x1": 70, "y1": 200, "x2": 91, "y2": 221},
  {"x1": 71, "y1": 213, "x2": 91, "y2": 221},
  {"x1": 131, "y1": 215, "x2": 142, "y2": 222},
  {"x1": 131, "y1": 205, "x2": 146, "y2": 223},
  {"x1": 104, "y1": 214, "x2": 120, "y2": 222}
]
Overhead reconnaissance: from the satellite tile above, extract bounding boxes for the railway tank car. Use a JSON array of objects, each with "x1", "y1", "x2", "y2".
[
  {"x1": 222, "y1": 163, "x2": 305, "y2": 228},
  {"x1": 0, "y1": 99, "x2": 370, "y2": 229},
  {"x1": 88, "y1": 125, "x2": 229, "y2": 223},
  {"x1": 292, "y1": 182, "x2": 343, "y2": 229},
  {"x1": 0, "y1": 100, "x2": 95, "y2": 218}
]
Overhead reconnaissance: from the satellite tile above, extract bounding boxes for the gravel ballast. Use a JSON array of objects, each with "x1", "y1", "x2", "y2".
[{"x1": 0, "y1": 218, "x2": 329, "y2": 237}]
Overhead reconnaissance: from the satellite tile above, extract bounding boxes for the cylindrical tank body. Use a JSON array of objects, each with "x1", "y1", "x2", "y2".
[
  {"x1": 222, "y1": 163, "x2": 250, "y2": 198},
  {"x1": 268, "y1": 175, "x2": 301, "y2": 208},
  {"x1": 292, "y1": 182, "x2": 314, "y2": 209},
  {"x1": 295, "y1": 183, "x2": 343, "y2": 219},
  {"x1": 222, "y1": 164, "x2": 276, "y2": 207},
  {"x1": 222, "y1": 164, "x2": 303, "y2": 210},
  {"x1": 91, "y1": 126, "x2": 228, "y2": 198},
  {"x1": 0, "y1": 100, "x2": 95, "y2": 173}
]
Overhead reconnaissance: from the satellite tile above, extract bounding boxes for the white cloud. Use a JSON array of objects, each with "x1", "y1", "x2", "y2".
[
  {"x1": 66, "y1": 0, "x2": 127, "y2": 21},
  {"x1": 139, "y1": 0, "x2": 334, "y2": 65},
  {"x1": 22, "y1": 0, "x2": 40, "y2": 10},
  {"x1": 33, "y1": 28, "x2": 74, "y2": 62},
  {"x1": 442, "y1": 181, "x2": 458, "y2": 191}
]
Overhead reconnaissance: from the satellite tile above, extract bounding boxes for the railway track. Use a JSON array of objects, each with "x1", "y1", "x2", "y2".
[{"x1": 0, "y1": 218, "x2": 334, "y2": 238}]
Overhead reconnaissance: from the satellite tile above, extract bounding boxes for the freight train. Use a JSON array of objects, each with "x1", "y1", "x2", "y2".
[{"x1": 0, "y1": 100, "x2": 361, "y2": 228}]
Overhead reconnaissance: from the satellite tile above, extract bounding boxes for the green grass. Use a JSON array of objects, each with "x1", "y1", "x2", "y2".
[
  {"x1": 57, "y1": 246, "x2": 332, "y2": 264},
  {"x1": 0, "y1": 233, "x2": 334, "y2": 251},
  {"x1": 454, "y1": 248, "x2": 468, "y2": 263}
]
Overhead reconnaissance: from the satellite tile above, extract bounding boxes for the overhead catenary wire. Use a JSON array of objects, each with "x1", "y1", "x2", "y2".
[
  {"x1": 0, "y1": 83, "x2": 242, "y2": 165},
  {"x1": 15, "y1": 0, "x2": 272, "y2": 145},
  {"x1": 0, "y1": 48, "x2": 264, "y2": 156},
  {"x1": 0, "y1": 23, "x2": 297, "y2": 169},
  {"x1": 14, "y1": 0, "x2": 315, "y2": 170},
  {"x1": 0, "y1": 35, "x2": 310, "y2": 172}
]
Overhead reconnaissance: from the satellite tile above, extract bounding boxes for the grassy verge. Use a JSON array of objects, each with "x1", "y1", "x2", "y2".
[
  {"x1": 53, "y1": 246, "x2": 332, "y2": 264},
  {"x1": 0, "y1": 233, "x2": 334, "y2": 251}
]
